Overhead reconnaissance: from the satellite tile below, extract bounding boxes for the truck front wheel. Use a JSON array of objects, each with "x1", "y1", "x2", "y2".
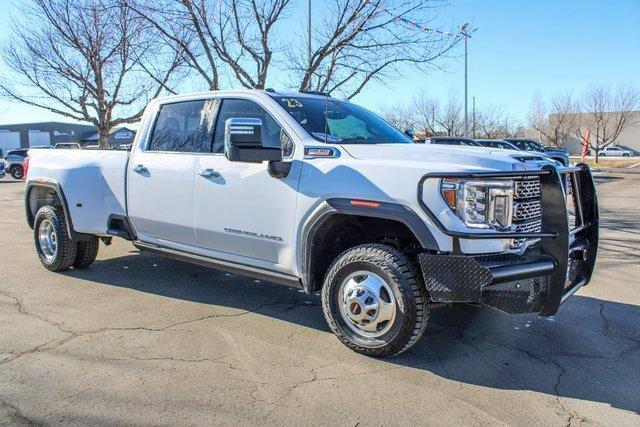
[
  {"x1": 34, "y1": 206, "x2": 77, "y2": 271},
  {"x1": 321, "y1": 244, "x2": 429, "y2": 357}
]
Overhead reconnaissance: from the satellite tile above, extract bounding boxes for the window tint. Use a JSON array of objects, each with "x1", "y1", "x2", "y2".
[
  {"x1": 148, "y1": 99, "x2": 219, "y2": 152},
  {"x1": 213, "y1": 98, "x2": 292, "y2": 156}
]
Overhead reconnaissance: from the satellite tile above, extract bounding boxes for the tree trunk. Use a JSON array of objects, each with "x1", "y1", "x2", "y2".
[
  {"x1": 594, "y1": 149, "x2": 599, "y2": 164},
  {"x1": 98, "y1": 130, "x2": 110, "y2": 149}
]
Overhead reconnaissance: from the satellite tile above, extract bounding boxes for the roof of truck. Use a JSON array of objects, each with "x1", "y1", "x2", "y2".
[{"x1": 154, "y1": 89, "x2": 334, "y2": 104}]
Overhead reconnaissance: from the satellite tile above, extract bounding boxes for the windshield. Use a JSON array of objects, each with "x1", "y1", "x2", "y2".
[{"x1": 274, "y1": 96, "x2": 412, "y2": 144}]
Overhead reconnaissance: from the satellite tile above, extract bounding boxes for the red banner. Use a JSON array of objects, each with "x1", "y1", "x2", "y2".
[{"x1": 581, "y1": 128, "x2": 591, "y2": 159}]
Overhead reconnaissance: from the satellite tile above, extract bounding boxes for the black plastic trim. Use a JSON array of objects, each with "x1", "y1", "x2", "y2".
[
  {"x1": 107, "y1": 214, "x2": 137, "y2": 240},
  {"x1": 25, "y1": 181, "x2": 91, "y2": 241},
  {"x1": 326, "y1": 199, "x2": 440, "y2": 250},
  {"x1": 134, "y1": 241, "x2": 303, "y2": 289},
  {"x1": 299, "y1": 199, "x2": 440, "y2": 293}
]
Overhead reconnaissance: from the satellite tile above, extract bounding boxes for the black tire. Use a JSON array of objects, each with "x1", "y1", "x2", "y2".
[
  {"x1": 321, "y1": 244, "x2": 429, "y2": 357},
  {"x1": 74, "y1": 237, "x2": 100, "y2": 268},
  {"x1": 623, "y1": 153, "x2": 630, "y2": 157},
  {"x1": 34, "y1": 206, "x2": 77, "y2": 271},
  {"x1": 10, "y1": 165, "x2": 23, "y2": 180}
]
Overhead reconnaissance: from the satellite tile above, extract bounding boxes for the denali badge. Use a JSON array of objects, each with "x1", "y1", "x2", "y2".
[{"x1": 304, "y1": 147, "x2": 340, "y2": 159}]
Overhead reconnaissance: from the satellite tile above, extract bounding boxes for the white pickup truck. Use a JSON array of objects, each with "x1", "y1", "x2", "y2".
[{"x1": 25, "y1": 90, "x2": 599, "y2": 356}]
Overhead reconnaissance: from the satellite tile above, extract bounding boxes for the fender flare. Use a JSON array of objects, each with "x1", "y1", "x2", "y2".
[
  {"x1": 25, "y1": 181, "x2": 90, "y2": 241},
  {"x1": 299, "y1": 198, "x2": 440, "y2": 292}
]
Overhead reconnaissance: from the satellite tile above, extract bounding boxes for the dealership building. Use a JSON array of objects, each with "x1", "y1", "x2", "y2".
[{"x1": 0, "y1": 121, "x2": 136, "y2": 155}]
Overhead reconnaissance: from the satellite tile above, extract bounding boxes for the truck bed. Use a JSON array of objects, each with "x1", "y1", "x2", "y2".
[{"x1": 27, "y1": 148, "x2": 129, "y2": 235}]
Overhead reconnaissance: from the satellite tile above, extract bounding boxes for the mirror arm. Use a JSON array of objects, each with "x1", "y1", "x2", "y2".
[{"x1": 268, "y1": 160, "x2": 292, "y2": 179}]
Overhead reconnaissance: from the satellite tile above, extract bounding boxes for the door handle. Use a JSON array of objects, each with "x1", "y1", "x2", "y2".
[
  {"x1": 199, "y1": 168, "x2": 220, "y2": 178},
  {"x1": 133, "y1": 164, "x2": 148, "y2": 173}
]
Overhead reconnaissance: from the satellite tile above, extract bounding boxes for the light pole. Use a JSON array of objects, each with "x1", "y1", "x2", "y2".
[
  {"x1": 472, "y1": 96, "x2": 476, "y2": 138},
  {"x1": 460, "y1": 22, "x2": 471, "y2": 137},
  {"x1": 307, "y1": 0, "x2": 312, "y2": 90}
]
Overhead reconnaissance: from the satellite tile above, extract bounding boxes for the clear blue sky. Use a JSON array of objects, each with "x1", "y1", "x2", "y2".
[{"x1": 0, "y1": 0, "x2": 638, "y2": 125}]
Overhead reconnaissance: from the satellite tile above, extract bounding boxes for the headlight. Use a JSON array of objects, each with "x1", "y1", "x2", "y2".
[{"x1": 441, "y1": 179, "x2": 514, "y2": 230}]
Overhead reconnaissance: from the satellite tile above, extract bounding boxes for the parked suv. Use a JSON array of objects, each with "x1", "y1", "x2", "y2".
[
  {"x1": 4, "y1": 149, "x2": 29, "y2": 179},
  {"x1": 600, "y1": 146, "x2": 634, "y2": 157},
  {"x1": 504, "y1": 138, "x2": 570, "y2": 166}
]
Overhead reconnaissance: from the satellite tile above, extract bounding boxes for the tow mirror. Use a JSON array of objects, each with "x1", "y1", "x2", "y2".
[{"x1": 224, "y1": 117, "x2": 282, "y2": 163}]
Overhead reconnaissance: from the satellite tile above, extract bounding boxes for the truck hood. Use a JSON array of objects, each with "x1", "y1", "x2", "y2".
[{"x1": 339, "y1": 144, "x2": 545, "y2": 171}]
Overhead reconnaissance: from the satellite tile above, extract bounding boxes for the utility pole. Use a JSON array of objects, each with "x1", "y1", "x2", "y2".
[
  {"x1": 460, "y1": 23, "x2": 471, "y2": 137},
  {"x1": 307, "y1": 0, "x2": 312, "y2": 77}
]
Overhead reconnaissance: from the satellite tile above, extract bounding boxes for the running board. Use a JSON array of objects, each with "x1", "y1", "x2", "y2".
[{"x1": 133, "y1": 241, "x2": 303, "y2": 289}]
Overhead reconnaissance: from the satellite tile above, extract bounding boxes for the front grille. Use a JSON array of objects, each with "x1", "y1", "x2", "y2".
[
  {"x1": 513, "y1": 200, "x2": 542, "y2": 221},
  {"x1": 513, "y1": 219, "x2": 542, "y2": 233},
  {"x1": 514, "y1": 179, "x2": 541, "y2": 199},
  {"x1": 511, "y1": 177, "x2": 542, "y2": 249}
]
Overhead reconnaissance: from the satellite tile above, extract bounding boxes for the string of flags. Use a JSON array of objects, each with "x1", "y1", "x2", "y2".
[{"x1": 362, "y1": 0, "x2": 464, "y2": 38}]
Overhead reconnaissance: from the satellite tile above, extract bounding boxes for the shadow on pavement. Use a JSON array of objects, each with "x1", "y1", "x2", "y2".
[{"x1": 65, "y1": 249, "x2": 640, "y2": 415}]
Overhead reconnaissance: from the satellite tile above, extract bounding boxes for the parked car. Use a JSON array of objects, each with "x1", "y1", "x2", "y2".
[
  {"x1": 25, "y1": 89, "x2": 599, "y2": 357},
  {"x1": 4, "y1": 148, "x2": 29, "y2": 179},
  {"x1": 504, "y1": 138, "x2": 570, "y2": 166},
  {"x1": 0, "y1": 158, "x2": 5, "y2": 179},
  {"x1": 424, "y1": 136, "x2": 482, "y2": 146},
  {"x1": 599, "y1": 146, "x2": 635, "y2": 157},
  {"x1": 475, "y1": 139, "x2": 519, "y2": 150}
]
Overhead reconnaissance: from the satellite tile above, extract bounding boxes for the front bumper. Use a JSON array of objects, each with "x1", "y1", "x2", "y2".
[{"x1": 417, "y1": 164, "x2": 598, "y2": 315}]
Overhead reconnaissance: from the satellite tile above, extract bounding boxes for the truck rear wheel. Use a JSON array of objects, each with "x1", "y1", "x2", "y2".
[
  {"x1": 74, "y1": 237, "x2": 100, "y2": 268},
  {"x1": 321, "y1": 244, "x2": 429, "y2": 357},
  {"x1": 34, "y1": 206, "x2": 77, "y2": 271}
]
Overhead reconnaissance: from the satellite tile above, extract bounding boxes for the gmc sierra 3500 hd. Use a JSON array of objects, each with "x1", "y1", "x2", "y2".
[{"x1": 24, "y1": 90, "x2": 599, "y2": 356}]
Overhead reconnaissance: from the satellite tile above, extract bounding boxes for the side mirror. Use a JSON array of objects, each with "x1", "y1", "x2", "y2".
[
  {"x1": 224, "y1": 117, "x2": 282, "y2": 163},
  {"x1": 404, "y1": 129, "x2": 415, "y2": 139}
]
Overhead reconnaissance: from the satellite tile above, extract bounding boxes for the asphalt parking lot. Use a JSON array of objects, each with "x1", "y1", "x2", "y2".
[{"x1": 1, "y1": 173, "x2": 639, "y2": 425}]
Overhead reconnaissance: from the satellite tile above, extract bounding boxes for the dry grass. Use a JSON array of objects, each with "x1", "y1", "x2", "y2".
[{"x1": 569, "y1": 157, "x2": 640, "y2": 168}]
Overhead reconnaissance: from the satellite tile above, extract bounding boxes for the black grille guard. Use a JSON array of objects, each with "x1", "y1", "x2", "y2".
[{"x1": 417, "y1": 163, "x2": 599, "y2": 315}]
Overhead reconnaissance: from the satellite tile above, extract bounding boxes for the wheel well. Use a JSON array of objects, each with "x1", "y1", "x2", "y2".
[
  {"x1": 26, "y1": 186, "x2": 63, "y2": 229},
  {"x1": 304, "y1": 214, "x2": 421, "y2": 293}
]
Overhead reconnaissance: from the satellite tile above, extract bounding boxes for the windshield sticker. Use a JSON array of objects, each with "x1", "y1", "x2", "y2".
[
  {"x1": 312, "y1": 132, "x2": 342, "y2": 142},
  {"x1": 281, "y1": 98, "x2": 303, "y2": 108}
]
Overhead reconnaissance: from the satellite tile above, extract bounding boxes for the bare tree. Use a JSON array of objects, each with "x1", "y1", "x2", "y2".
[
  {"x1": 475, "y1": 104, "x2": 511, "y2": 139},
  {"x1": 434, "y1": 90, "x2": 463, "y2": 136},
  {"x1": 378, "y1": 102, "x2": 413, "y2": 132},
  {"x1": 127, "y1": 0, "x2": 290, "y2": 90},
  {"x1": 411, "y1": 90, "x2": 439, "y2": 136},
  {"x1": 576, "y1": 84, "x2": 640, "y2": 162},
  {"x1": 0, "y1": 0, "x2": 182, "y2": 148},
  {"x1": 294, "y1": 0, "x2": 459, "y2": 99},
  {"x1": 528, "y1": 91, "x2": 578, "y2": 147}
]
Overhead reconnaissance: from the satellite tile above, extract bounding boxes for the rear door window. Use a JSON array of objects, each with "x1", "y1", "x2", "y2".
[{"x1": 147, "y1": 99, "x2": 220, "y2": 153}]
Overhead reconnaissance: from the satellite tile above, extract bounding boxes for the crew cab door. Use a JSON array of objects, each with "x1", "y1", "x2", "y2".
[
  {"x1": 193, "y1": 97, "x2": 300, "y2": 271},
  {"x1": 127, "y1": 99, "x2": 217, "y2": 246}
]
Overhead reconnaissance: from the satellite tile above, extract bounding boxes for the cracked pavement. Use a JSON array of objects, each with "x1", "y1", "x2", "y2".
[{"x1": 1, "y1": 174, "x2": 639, "y2": 425}]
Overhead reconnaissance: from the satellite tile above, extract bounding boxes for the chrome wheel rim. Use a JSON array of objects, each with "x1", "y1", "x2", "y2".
[
  {"x1": 338, "y1": 271, "x2": 397, "y2": 338},
  {"x1": 38, "y1": 220, "x2": 57, "y2": 261}
]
